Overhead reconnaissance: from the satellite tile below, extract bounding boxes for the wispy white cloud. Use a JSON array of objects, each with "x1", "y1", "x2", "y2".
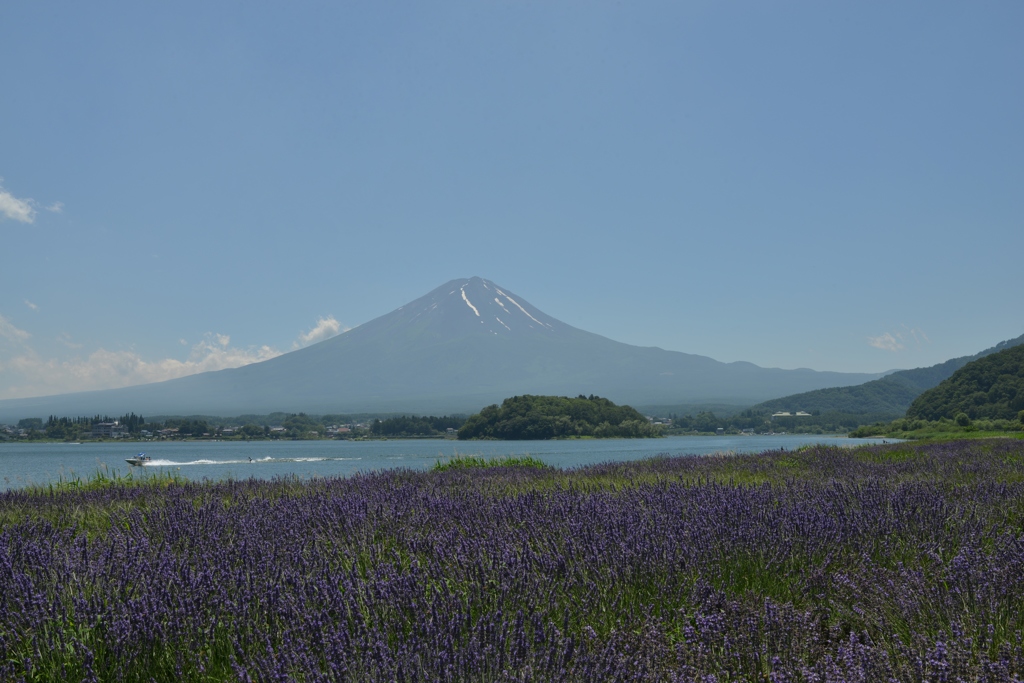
[
  {"x1": 293, "y1": 315, "x2": 346, "y2": 349},
  {"x1": 0, "y1": 314, "x2": 32, "y2": 344},
  {"x1": 868, "y1": 326, "x2": 929, "y2": 352},
  {"x1": 906, "y1": 327, "x2": 929, "y2": 346},
  {"x1": 0, "y1": 194, "x2": 34, "y2": 223},
  {"x1": 24, "y1": 300, "x2": 38, "y2": 311},
  {"x1": 0, "y1": 333, "x2": 282, "y2": 399},
  {"x1": 0, "y1": 317, "x2": 31, "y2": 348},
  {"x1": 867, "y1": 332, "x2": 903, "y2": 352},
  {"x1": 57, "y1": 332, "x2": 82, "y2": 349},
  {"x1": 0, "y1": 180, "x2": 63, "y2": 223}
]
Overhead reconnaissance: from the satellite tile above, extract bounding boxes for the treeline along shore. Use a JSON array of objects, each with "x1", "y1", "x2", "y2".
[
  {"x1": 1, "y1": 394, "x2": 666, "y2": 443},
  {"x1": 1, "y1": 412, "x2": 468, "y2": 442},
  {"x1": 1, "y1": 438, "x2": 1023, "y2": 680}
]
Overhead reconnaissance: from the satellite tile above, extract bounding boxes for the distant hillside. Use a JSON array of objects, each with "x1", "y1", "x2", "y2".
[
  {"x1": 907, "y1": 344, "x2": 1024, "y2": 421},
  {"x1": 458, "y1": 395, "x2": 660, "y2": 440},
  {"x1": 751, "y1": 333, "x2": 1024, "y2": 419}
]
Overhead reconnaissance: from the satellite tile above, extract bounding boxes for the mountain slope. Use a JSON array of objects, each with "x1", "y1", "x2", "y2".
[
  {"x1": 750, "y1": 333, "x2": 1024, "y2": 418},
  {"x1": 906, "y1": 344, "x2": 1024, "y2": 421},
  {"x1": 0, "y1": 277, "x2": 887, "y2": 420}
]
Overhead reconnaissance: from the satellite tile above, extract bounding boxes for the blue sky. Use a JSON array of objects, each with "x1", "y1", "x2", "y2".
[{"x1": 2, "y1": 1, "x2": 1022, "y2": 400}]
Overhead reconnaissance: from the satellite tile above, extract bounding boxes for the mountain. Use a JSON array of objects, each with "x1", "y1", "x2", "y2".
[
  {"x1": 0, "y1": 277, "x2": 887, "y2": 421},
  {"x1": 750, "y1": 333, "x2": 1024, "y2": 419},
  {"x1": 906, "y1": 344, "x2": 1024, "y2": 421}
]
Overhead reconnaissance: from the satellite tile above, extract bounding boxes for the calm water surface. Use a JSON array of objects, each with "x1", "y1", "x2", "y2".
[{"x1": 0, "y1": 435, "x2": 894, "y2": 490}]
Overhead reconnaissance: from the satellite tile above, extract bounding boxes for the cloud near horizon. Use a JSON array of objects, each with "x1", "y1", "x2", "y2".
[
  {"x1": 867, "y1": 326, "x2": 929, "y2": 352},
  {"x1": 867, "y1": 332, "x2": 903, "y2": 352},
  {"x1": 0, "y1": 315, "x2": 348, "y2": 399},
  {"x1": 293, "y1": 315, "x2": 345, "y2": 349},
  {"x1": 0, "y1": 334, "x2": 282, "y2": 399}
]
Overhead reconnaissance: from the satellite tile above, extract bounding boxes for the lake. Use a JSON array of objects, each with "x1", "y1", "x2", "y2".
[{"x1": 0, "y1": 434, "x2": 897, "y2": 490}]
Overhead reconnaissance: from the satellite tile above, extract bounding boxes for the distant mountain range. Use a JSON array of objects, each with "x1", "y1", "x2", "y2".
[
  {"x1": 0, "y1": 277, "x2": 888, "y2": 421},
  {"x1": 751, "y1": 333, "x2": 1024, "y2": 419}
]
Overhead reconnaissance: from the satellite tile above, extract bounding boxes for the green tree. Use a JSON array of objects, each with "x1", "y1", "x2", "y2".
[
  {"x1": 283, "y1": 413, "x2": 324, "y2": 438},
  {"x1": 240, "y1": 424, "x2": 265, "y2": 438},
  {"x1": 458, "y1": 395, "x2": 660, "y2": 440}
]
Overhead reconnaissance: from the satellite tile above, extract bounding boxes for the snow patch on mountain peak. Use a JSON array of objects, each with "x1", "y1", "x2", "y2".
[
  {"x1": 461, "y1": 287, "x2": 481, "y2": 317},
  {"x1": 496, "y1": 289, "x2": 550, "y2": 329}
]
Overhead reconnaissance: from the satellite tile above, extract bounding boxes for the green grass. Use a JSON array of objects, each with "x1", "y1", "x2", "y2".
[
  {"x1": 909, "y1": 429, "x2": 1024, "y2": 442},
  {"x1": 22, "y1": 465, "x2": 189, "y2": 495},
  {"x1": 432, "y1": 454, "x2": 551, "y2": 471}
]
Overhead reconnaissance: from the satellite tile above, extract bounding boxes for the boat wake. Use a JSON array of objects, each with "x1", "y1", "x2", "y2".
[{"x1": 137, "y1": 457, "x2": 363, "y2": 467}]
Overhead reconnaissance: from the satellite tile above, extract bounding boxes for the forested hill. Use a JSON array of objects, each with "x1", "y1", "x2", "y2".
[
  {"x1": 750, "y1": 333, "x2": 1024, "y2": 418},
  {"x1": 458, "y1": 395, "x2": 661, "y2": 440},
  {"x1": 906, "y1": 344, "x2": 1024, "y2": 421}
]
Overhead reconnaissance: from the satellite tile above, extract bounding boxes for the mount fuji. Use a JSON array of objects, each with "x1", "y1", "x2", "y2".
[{"x1": 0, "y1": 277, "x2": 887, "y2": 419}]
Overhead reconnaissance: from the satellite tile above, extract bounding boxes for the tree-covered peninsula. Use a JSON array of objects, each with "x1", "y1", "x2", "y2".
[{"x1": 457, "y1": 394, "x2": 661, "y2": 440}]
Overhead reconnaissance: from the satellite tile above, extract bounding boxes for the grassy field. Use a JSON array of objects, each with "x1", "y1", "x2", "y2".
[{"x1": 2, "y1": 439, "x2": 1024, "y2": 681}]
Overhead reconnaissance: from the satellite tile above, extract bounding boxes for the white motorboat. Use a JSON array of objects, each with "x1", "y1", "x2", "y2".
[{"x1": 125, "y1": 453, "x2": 152, "y2": 466}]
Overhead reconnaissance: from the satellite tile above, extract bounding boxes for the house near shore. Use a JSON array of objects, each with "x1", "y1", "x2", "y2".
[{"x1": 91, "y1": 421, "x2": 127, "y2": 438}]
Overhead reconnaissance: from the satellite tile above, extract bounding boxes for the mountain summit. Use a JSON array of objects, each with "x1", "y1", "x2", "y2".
[
  {"x1": 350, "y1": 277, "x2": 561, "y2": 342},
  {"x1": 0, "y1": 277, "x2": 886, "y2": 419}
]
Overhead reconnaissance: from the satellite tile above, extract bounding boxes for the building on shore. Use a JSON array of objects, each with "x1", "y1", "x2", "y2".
[{"x1": 91, "y1": 421, "x2": 127, "y2": 438}]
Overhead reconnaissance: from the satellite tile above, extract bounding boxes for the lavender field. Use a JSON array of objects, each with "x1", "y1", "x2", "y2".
[{"x1": 3, "y1": 439, "x2": 1024, "y2": 682}]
